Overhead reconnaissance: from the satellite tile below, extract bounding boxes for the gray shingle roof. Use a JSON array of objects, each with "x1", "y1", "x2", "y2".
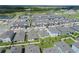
[
  {"x1": 72, "y1": 42, "x2": 79, "y2": 48},
  {"x1": 71, "y1": 25, "x2": 79, "y2": 31},
  {"x1": 56, "y1": 26, "x2": 75, "y2": 34},
  {"x1": 13, "y1": 30, "x2": 25, "y2": 42},
  {"x1": 48, "y1": 27, "x2": 61, "y2": 34},
  {"x1": 25, "y1": 45, "x2": 40, "y2": 53},
  {"x1": 10, "y1": 46, "x2": 23, "y2": 53},
  {"x1": 27, "y1": 28, "x2": 39, "y2": 40},
  {"x1": 43, "y1": 46, "x2": 61, "y2": 53},
  {"x1": 0, "y1": 30, "x2": 14, "y2": 40},
  {"x1": 76, "y1": 37, "x2": 79, "y2": 41},
  {"x1": 55, "y1": 41, "x2": 75, "y2": 53}
]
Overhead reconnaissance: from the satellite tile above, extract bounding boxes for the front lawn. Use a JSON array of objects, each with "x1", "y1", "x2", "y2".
[
  {"x1": 64, "y1": 38, "x2": 75, "y2": 45},
  {"x1": 72, "y1": 32, "x2": 79, "y2": 37},
  {"x1": 0, "y1": 42, "x2": 11, "y2": 46},
  {"x1": 39, "y1": 36, "x2": 62, "y2": 49}
]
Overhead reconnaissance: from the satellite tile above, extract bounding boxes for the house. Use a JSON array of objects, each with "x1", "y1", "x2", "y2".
[
  {"x1": 10, "y1": 46, "x2": 23, "y2": 53},
  {"x1": 13, "y1": 30, "x2": 25, "y2": 42},
  {"x1": 4, "y1": 46, "x2": 23, "y2": 53},
  {"x1": 48, "y1": 27, "x2": 61, "y2": 36},
  {"x1": 25, "y1": 45, "x2": 40, "y2": 53},
  {"x1": 76, "y1": 37, "x2": 79, "y2": 41},
  {"x1": 72, "y1": 42, "x2": 79, "y2": 53},
  {"x1": 55, "y1": 41, "x2": 75, "y2": 53},
  {"x1": 43, "y1": 46, "x2": 61, "y2": 53},
  {"x1": 71, "y1": 25, "x2": 79, "y2": 31},
  {"x1": 56, "y1": 26, "x2": 75, "y2": 35},
  {"x1": 0, "y1": 30, "x2": 15, "y2": 42},
  {"x1": 37, "y1": 28, "x2": 49, "y2": 38},
  {"x1": 27, "y1": 28, "x2": 39, "y2": 41}
]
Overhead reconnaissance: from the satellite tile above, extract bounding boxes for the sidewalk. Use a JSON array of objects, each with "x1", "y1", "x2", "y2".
[{"x1": 61, "y1": 37, "x2": 77, "y2": 42}]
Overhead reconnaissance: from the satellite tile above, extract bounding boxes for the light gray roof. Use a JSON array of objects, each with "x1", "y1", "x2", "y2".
[
  {"x1": 72, "y1": 42, "x2": 79, "y2": 48},
  {"x1": 0, "y1": 30, "x2": 14, "y2": 40},
  {"x1": 13, "y1": 30, "x2": 25, "y2": 42},
  {"x1": 48, "y1": 27, "x2": 61, "y2": 34},
  {"x1": 55, "y1": 41, "x2": 75, "y2": 53},
  {"x1": 71, "y1": 25, "x2": 79, "y2": 31},
  {"x1": 25, "y1": 45, "x2": 40, "y2": 53},
  {"x1": 27, "y1": 28, "x2": 39, "y2": 40},
  {"x1": 56, "y1": 26, "x2": 75, "y2": 34},
  {"x1": 37, "y1": 28, "x2": 49, "y2": 37},
  {"x1": 31, "y1": 14, "x2": 78, "y2": 27},
  {"x1": 76, "y1": 37, "x2": 79, "y2": 41},
  {"x1": 10, "y1": 46, "x2": 23, "y2": 53},
  {"x1": 12, "y1": 21, "x2": 28, "y2": 27},
  {"x1": 43, "y1": 46, "x2": 61, "y2": 53}
]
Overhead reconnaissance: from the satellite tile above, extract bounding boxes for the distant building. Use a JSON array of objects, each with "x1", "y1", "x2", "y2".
[
  {"x1": 11, "y1": 21, "x2": 28, "y2": 28},
  {"x1": 72, "y1": 42, "x2": 79, "y2": 53}
]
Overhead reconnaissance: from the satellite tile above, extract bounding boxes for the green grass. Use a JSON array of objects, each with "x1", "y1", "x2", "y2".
[
  {"x1": 64, "y1": 38, "x2": 75, "y2": 45},
  {"x1": 72, "y1": 32, "x2": 79, "y2": 36},
  {"x1": 28, "y1": 39, "x2": 39, "y2": 43},
  {"x1": 59, "y1": 12, "x2": 79, "y2": 19},
  {"x1": 69, "y1": 32, "x2": 79, "y2": 39},
  {"x1": 39, "y1": 36, "x2": 62, "y2": 49},
  {"x1": 38, "y1": 34, "x2": 70, "y2": 49},
  {"x1": 0, "y1": 42, "x2": 11, "y2": 46},
  {"x1": 39, "y1": 37, "x2": 54, "y2": 49}
]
